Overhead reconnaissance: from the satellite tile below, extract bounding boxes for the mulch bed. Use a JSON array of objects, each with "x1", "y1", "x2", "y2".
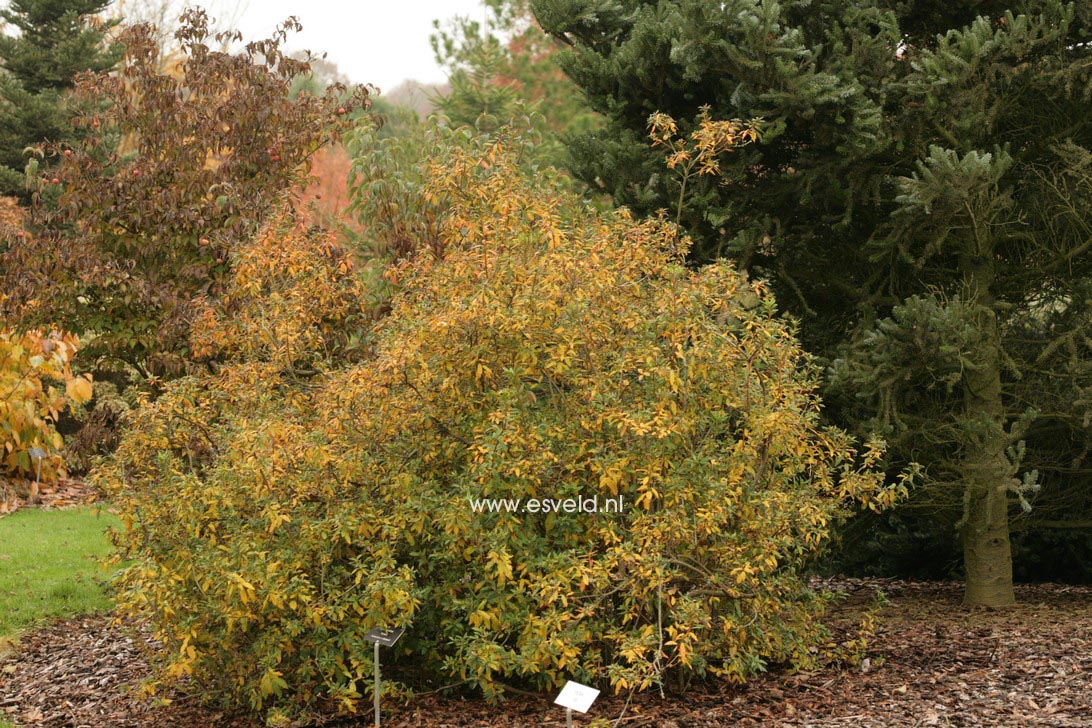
[
  {"x1": 0, "y1": 478, "x2": 99, "y2": 517},
  {"x1": 1, "y1": 579, "x2": 1090, "y2": 727}
]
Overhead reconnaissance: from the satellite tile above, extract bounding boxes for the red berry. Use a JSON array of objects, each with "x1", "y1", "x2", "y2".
[
  {"x1": 51, "y1": 177, "x2": 60, "y2": 184},
  {"x1": 132, "y1": 169, "x2": 140, "y2": 176},
  {"x1": 64, "y1": 150, "x2": 72, "y2": 157},
  {"x1": 337, "y1": 107, "x2": 346, "y2": 115}
]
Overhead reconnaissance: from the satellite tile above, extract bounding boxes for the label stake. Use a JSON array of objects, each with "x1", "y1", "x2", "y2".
[
  {"x1": 373, "y1": 640, "x2": 380, "y2": 727},
  {"x1": 363, "y1": 627, "x2": 405, "y2": 727},
  {"x1": 555, "y1": 680, "x2": 600, "y2": 726}
]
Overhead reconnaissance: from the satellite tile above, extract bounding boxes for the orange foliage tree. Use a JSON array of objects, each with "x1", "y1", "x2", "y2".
[{"x1": 295, "y1": 144, "x2": 357, "y2": 235}]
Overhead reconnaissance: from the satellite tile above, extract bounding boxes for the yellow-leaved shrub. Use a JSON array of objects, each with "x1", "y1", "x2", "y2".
[
  {"x1": 99, "y1": 132, "x2": 906, "y2": 720},
  {"x1": 1, "y1": 329, "x2": 92, "y2": 481}
]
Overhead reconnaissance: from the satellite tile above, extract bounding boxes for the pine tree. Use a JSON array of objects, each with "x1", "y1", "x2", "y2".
[
  {"x1": 533, "y1": 0, "x2": 1092, "y2": 605},
  {"x1": 0, "y1": 0, "x2": 121, "y2": 199},
  {"x1": 433, "y1": 24, "x2": 520, "y2": 133},
  {"x1": 432, "y1": 0, "x2": 599, "y2": 156}
]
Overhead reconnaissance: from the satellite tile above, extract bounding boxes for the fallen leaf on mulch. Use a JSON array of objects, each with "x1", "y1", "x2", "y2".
[{"x1": 1, "y1": 580, "x2": 1090, "y2": 727}]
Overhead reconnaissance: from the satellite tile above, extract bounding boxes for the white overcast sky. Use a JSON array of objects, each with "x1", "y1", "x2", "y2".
[
  {"x1": 232, "y1": 0, "x2": 488, "y2": 92},
  {"x1": 0, "y1": 0, "x2": 483, "y2": 92}
]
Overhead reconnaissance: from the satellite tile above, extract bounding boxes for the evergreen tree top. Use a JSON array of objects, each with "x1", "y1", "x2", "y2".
[{"x1": 0, "y1": 0, "x2": 120, "y2": 94}]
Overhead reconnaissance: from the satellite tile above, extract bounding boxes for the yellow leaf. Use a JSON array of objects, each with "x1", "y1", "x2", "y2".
[{"x1": 66, "y1": 375, "x2": 93, "y2": 405}]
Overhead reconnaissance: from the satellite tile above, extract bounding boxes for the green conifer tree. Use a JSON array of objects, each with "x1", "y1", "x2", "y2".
[
  {"x1": 432, "y1": 0, "x2": 599, "y2": 154},
  {"x1": 532, "y1": 0, "x2": 1092, "y2": 606},
  {"x1": 0, "y1": 0, "x2": 121, "y2": 199}
]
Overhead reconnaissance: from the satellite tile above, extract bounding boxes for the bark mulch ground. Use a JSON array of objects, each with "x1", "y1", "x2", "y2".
[
  {"x1": 1, "y1": 579, "x2": 1089, "y2": 727},
  {"x1": 0, "y1": 478, "x2": 98, "y2": 517}
]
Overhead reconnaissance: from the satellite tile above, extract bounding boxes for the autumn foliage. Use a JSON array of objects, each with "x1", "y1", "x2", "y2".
[
  {"x1": 1, "y1": 200, "x2": 92, "y2": 489},
  {"x1": 98, "y1": 211, "x2": 380, "y2": 717},
  {"x1": 0, "y1": 9, "x2": 370, "y2": 377},
  {"x1": 296, "y1": 144, "x2": 359, "y2": 236},
  {"x1": 188, "y1": 208, "x2": 375, "y2": 367},
  {"x1": 98, "y1": 127, "x2": 904, "y2": 719},
  {"x1": 1, "y1": 329, "x2": 92, "y2": 483}
]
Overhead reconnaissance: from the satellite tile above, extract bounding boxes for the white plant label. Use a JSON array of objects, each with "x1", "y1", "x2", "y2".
[{"x1": 554, "y1": 680, "x2": 600, "y2": 714}]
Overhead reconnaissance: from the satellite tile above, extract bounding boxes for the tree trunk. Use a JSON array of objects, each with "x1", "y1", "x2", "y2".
[
  {"x1": 960, "y1": 253, "x2": 1015, "y2": 607},
  {"x1": 961, "y1": 425, "x2": 1015, "y2": 607}
]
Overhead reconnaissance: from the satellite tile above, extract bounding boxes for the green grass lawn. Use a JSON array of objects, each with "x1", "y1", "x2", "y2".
[{"x1": 0, "y1": 506, "x2": 118, "y2": 640}]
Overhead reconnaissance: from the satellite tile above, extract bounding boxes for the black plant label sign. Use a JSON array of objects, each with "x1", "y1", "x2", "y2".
[{"x1": 364, "y1": 627, "x2": 405, "y2": 647}]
